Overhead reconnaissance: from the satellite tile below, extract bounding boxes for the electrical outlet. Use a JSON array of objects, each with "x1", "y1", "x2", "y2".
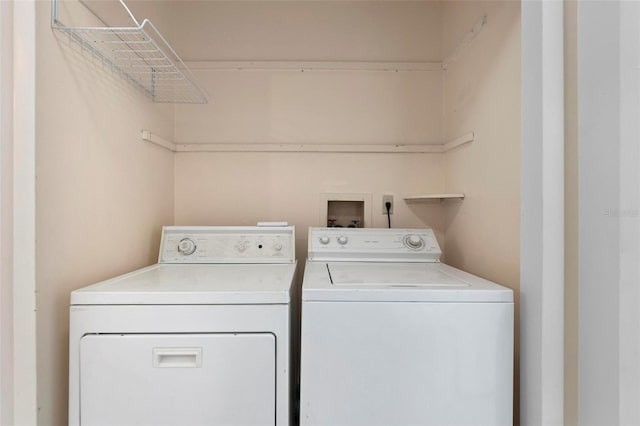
[{"x1": 382, "y1": 195, "x2": 394, "y2": 214}]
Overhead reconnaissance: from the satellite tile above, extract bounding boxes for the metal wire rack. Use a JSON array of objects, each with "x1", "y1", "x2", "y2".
[{"x1": 51, "y1": 0, "x2": 208, "y2": 104}]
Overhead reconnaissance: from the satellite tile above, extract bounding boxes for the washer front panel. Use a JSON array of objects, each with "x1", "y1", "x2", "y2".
[{"x1": 299, "y1": 300, "x2": 514, "y2": 426}]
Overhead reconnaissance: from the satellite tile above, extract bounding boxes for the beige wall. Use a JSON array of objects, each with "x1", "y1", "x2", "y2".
[
  {"x1": 0, "y1": 1, "x2": 15, "y2": 422},
  {"x1": 169, "y1": 1, "x2": 442, "y2": 62},
  {"x1": 442, "y1": 2, "x2": 520, "y2": 282},
  {"x1": 176, "y1": 67, "x2": 443, "y2": 145},
  {"x1": 441, "y1": 0, "x2": 521, "y2": 420},
  {"x1": 171, "y1": 1, "x2": 444, "y2": 146},
  {"x1": 35, "y1": 1, "x2": 175, "y2": 425},
  {"x1": 174, "y1": 153, "x2": 446, "y2": 255}
]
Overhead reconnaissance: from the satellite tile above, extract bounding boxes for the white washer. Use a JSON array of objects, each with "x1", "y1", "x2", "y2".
[
  {"x1": 300, "y1": 227, "x2": 513, "y2": 426},
  {"x1": 69, "y1": 226, "x2": 297, "y2": 426}
]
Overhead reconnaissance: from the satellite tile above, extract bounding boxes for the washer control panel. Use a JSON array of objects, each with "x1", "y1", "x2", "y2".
[
  {"x1": 159, "y1": 226, "x2": 295, "y2": 264},
  {"x1": 308, "y1": 227, "x2": 441, "y2": 262}
]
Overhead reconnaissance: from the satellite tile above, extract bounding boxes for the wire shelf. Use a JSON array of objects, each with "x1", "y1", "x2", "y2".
[{"x1": 51, "y1": 0, "x2": 208, "y2": 104}]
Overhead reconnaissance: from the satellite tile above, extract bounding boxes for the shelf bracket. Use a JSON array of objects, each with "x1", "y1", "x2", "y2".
[
  {"x1": 141, "y1": 130, "x2": 176, "y2": 152},
  {"x1": 442, "y1": 14, "x2": 488, "y2": 70},
  {"x1": 442, "y1": 132, "x2": 474, "y2": 152}
]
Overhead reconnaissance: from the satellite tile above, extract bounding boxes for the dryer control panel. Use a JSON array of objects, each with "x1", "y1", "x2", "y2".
[
  {"x1": 159, "y1": 226, "x2": 295, "y2": 264},
  {"x1": 308, "y1": 227, "x2": 441, "y2": 262}
]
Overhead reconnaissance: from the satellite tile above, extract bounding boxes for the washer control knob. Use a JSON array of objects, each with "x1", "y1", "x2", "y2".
[
  {"x1": 274, "y1": 242, "x2": 283, "y2": 251},
  {"x1": 337, "y1": 235, "x2": 348, "y2": 245},
  {"x1": 177, "y1": 238, "x2": 196, "y2": 256},
  {"x1": 319, "y1": 236, "x2": 330, "y2": 245},
  {"x1": 404, "y1": 234, "x2": 424, "y2": 250}
]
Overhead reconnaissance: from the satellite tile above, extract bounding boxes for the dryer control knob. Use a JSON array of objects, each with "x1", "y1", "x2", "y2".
[
  {"x1": 337, "y1": 236, "x2": 348, "y2": 245},
  {"x1": 404, "y1": 234, "x2": 424, "y2": 250},
  {"x1": 235, "y1": 240, "x2": 249, "y2": 252},
  {"x1": 319, "y1": 236, "x2": 330, "y2": 245},
  {"x1": 177, "y1": 238, "x2": 196, "y2": 255},
  {"x1": 274, "y1": 242, "x2": 283, "y2": 251}
]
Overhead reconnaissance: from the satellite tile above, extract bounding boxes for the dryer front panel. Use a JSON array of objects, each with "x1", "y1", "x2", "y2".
[{"x1": 79, "y1": 333, "x2": 276, "y2": 425}]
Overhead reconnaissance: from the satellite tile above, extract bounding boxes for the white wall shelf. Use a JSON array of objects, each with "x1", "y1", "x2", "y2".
[
  {"x1": 141, "y1": 131, "x2": 474, "y2": 154},
  {"x1": 51, "y1": 0, "x2": 207, "y2": 104},
  {"x1": 404, "y1": 193, "x2": 465, "y2": 202}
]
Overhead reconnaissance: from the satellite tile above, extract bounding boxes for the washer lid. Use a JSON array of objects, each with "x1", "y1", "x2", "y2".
[
  {"x1": 329, "y1": 263, "x2": 468, "y2": 287},
  {"x1": 302, "y1": 261, "x2": 512, "y2": 303},
  {"x1": 71, "y1": 263, "x2": 297, "y2": 305}
]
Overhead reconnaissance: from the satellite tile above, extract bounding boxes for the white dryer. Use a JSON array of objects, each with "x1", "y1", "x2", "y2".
[
  {"x1": 300, "y1": 227, "x2": 513, "y2": 426},
  {"x1": 69, "y1": 226, "x2": 296, "y2": 426}
]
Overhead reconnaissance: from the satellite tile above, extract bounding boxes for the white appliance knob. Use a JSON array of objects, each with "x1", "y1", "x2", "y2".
[
  {"x1": 236, "y1": 241, "x2": 248, "y2": 252},
  {"x1": 274, "y1": 242, "x2": 283, "y2": 251},
  {"x1": 319, "y1": 236, "x2": 330, "y2": 245},
  {"x1": 177, "y1": 238, "x2": 196, "y2": 255},
  {"x1": 404, "y1": 234, "x2": 424, "y2": 249},
  {"x1": 337, "y1": 236, "x2": 348, "y2": 245}
]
